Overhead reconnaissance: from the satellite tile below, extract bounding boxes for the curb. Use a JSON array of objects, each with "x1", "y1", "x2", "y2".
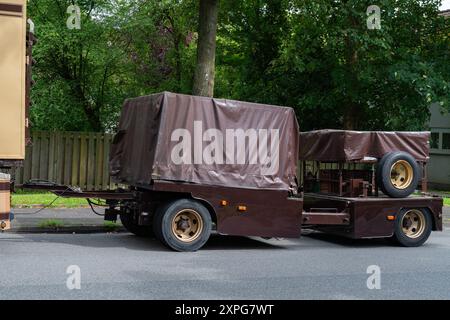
[{"x1": 6, "y1": 225, "x2": 126, "y2": 234}]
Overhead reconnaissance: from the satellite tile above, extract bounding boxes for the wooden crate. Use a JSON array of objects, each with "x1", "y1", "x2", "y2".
[{"x1": 0, "y1": 174, "x2": 11, "y2": 231}]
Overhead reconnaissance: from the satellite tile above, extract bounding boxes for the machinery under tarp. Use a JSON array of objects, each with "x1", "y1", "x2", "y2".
[
  {"x1": 299, "y1": 130, "x2": 430, "y2": 162},
  {"x1": 110, "y1": 92, "x2": 300, "y2": 191}
]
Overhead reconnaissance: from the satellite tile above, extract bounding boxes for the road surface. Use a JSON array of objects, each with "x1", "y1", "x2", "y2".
[{"x1": 0, "y1": 228, "x2": 449, "y2": 299}]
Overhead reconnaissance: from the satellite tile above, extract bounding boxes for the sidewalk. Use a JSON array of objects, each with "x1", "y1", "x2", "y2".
[
  {"x1": 444, "y1": 206, "x2": 450, "y2": 227},
  {"x1": 9, "y1": 207, "x2": 125, "y2": 233}
]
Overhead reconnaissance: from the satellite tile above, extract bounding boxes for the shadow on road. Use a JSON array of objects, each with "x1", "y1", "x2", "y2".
[
  {"x1": 2, "y1": 232, "x2": 283, "y2": 252},
  {"x1": 303, "y1": 231, "x2": 395, "y2": 248},
  {"x1": 6, "y1": 228, "x2": 436, "y2": 251},
  {"x1": 204, "y1": 234, "x2": 284, "y2": 250}
]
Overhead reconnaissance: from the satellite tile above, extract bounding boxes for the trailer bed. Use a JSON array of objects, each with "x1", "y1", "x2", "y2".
[{"x1": 303, "y1": 193, "x2": 443, "y2": 238}]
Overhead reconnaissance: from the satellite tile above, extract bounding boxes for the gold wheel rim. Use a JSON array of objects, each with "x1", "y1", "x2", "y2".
[
  {"x1": 171, "y1": 209, "x2": 203, "y2": 243},
  {"x1": 401, "y1": 209, "x2": 426, "y2": 239},
  {"x1": 390, "y1": 160, "x2": 413, "y2": 190}
]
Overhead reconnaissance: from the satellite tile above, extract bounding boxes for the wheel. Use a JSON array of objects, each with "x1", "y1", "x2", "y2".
[
  {"x1": 120, "y1": 213, "x2": 153, "y2": 237},
  {"x1": 153, "y1": 199, "x2": 212, "y2": 252},
  {"x1": 392, "y1": 208, "x2": 432, "y2": 247},
  {"x1": 377, "y1": 151, "x2": 420, "y2": 198},
  {"x1": 376, "y1": 151, "x2": 394, "y2": 194}
]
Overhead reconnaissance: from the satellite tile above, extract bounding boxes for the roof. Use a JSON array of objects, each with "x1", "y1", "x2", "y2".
[{"x1": 439, "y1": 9, "x2": 450, "y2": 17}]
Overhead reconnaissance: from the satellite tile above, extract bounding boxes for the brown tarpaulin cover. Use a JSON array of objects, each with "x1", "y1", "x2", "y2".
[
  {"x1": 110, "y1": 92, "x2": 300, "y2": 190},
  {"x1": 299, "y1": 130, "x2": 430, "y2": 162}
]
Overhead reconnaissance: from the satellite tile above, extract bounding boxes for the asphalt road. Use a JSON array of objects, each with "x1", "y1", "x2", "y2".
[{"x1": 1, "y1": 227, "x2": 450, "y2": 300}]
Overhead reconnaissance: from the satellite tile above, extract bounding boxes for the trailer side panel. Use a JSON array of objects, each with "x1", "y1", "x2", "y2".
[
  {"x1": 303, "y1": 194, "x2": 443, "y2": 238},
  {"x1": 151, "y1": 181, "x2": 303, "y2": 238}
]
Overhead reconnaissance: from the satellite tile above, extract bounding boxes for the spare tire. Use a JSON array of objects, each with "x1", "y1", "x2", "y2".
[
  {"x1": 376, "y1": 151, "x2": 394, "y2": 195},
  {"x1": 377, "y1": 151, "x2": 420, "y2": 198}
]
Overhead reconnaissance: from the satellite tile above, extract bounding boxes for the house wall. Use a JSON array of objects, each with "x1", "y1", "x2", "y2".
[{"x1": 428, "y1": 103, "x2": 450, "y2": 190}]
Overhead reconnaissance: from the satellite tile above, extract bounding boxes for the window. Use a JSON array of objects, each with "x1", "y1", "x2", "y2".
[
  {"x1": 430, "y1": 132, "x2": 440, "y2": 149},
  {"x1": 442, "y1": 133, "x2": 450, "y2": 150}
]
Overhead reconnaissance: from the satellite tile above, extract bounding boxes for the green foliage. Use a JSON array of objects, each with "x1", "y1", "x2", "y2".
[
  {"x1": 29, "y1": 0, "x2": 197, "y2": 132},
  {"x1": 28, "y1": 0, "x2": 450, "y2": 132},
  {"x1": 217, "y1": 0, "x2": 450, "y2": 130}
]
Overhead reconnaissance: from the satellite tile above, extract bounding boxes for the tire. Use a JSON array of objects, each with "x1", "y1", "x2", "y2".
[
  {"x1": 153, "y1": 199, "x2": 212, "y2": 252},
  {"x1": 377, "y1": 151, "x2": 420, "y2": 198},
  {"x1": 376, "y1": 151, "x2": 394, "y2": 195},
  {"x1": 391, "y1": 208, "x2": 432, "y2": 247},
  {"x1": 120, "y1": 213, "x2": 153, "y2": 237}
]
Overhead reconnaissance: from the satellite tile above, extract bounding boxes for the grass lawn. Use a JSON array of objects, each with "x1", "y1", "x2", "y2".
[
  {"x1": 12, "y1": 190, "x2": 88, "y2": 208},
  {"x1": 428, "y1": 190, "x2": 450, "y2": 207}
]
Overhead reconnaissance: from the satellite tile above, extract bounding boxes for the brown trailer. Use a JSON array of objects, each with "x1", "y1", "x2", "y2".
[
  {"x1": 299, "y1": 129, "x2": 431, "y2": 197},
  {"x1": 105, "y1": 92, "x2": 303, "y2": 251},
  {"x1": 26, "y1": 93, "x2": 443, "y2": 251},
  {"x1": 54, "y1": 92, "x2": 442, "y2": 251}
]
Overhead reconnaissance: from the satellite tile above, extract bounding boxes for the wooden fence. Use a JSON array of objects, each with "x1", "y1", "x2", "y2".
[{"x1": 15, "y1": 131, "x2": 114, "y2": 190}]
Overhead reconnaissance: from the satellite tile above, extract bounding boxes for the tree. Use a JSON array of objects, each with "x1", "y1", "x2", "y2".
[
  {"x1": 29, "y1": 0, "x2": 131, "y2": 132},
  {"x1": 215, "y1": 0, "x2": 289, "y2": 103},
  {"x1": 28, "y1": 0, "x2": 198, "y2": 132},
  {"x1": 27, "y1": 0, "x2": 449, "y2": 132},
  {"x1": 216, "y1": 0, "x2": 449, "y2": 131},
  {"x1": 192, "y1": 0, "x2": 219, "y2": 97}
]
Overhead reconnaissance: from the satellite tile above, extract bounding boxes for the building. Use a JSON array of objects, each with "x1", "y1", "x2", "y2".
[
  {"x1": 428, "y1": 103, "x2": 450, "y2": 190},
  {"x1": 427, "y1": 10, "x2": 450, "y2": 190}
]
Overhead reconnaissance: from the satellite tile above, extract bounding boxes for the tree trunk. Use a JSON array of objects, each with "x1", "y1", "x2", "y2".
[
  {"x1": 343, "y1": 16, "x2": 360, "y2": 130},
  {"x1": 343, "y1": 102, "x2": 359, "y2": 130},
  {"x1": 167, "y1": 14, "x2": 182, "y2": 92},
  {"x1": 192, "y1": 0, "x2": 219, "y2": 97},
  {"x1": 174, "y1": 34, "x2": 182, "y2": 92}
]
